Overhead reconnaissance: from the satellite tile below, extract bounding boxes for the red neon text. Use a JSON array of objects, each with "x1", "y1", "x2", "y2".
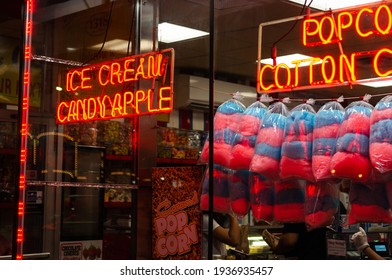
[
  {"x1": 303, "y1": 4, "x2": 392, "y2": 46},
  {"x1": 58, "y1": 50, "x2": 174, "y2": 124},
  {"x1": 66, "y1": 54, "x2": 164, "y2": 92},
  {"x1": 258, "y1": 48, "x2": 392, "y2": 91},
  {"x1": 57, "y1": 87, "x2": 172, "y2": 123}
]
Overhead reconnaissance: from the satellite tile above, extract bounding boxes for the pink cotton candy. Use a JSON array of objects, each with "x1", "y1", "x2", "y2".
[
  {"x1": 239, "y1": 115, "x2": 262, "y2": 136},
  {"x1": 199, "y1": 142, "x2": 210, "y2": 163},
  {"x1": 305, "y1": 209, "x2": 336, "y2": 230},
  {"x1": 274, "y1": 204, "x2": 305, "y2": 223},
  {"x1": 230, "y1": 145, "x2": 254, "y2": 170},
  {"x1": 313, "y1": 124, "x2": 340, "y2": 138},
  {"x1": 284, "y1": 133, "x2": 313, "y2": 143},
  {"x1": 213, "y1": 143, "x2": 233, "y2": 167},
  {"x1": 214, "y1": 112, "x2": 242, "y2": 131},
  {"x1": 200, "y1": 194, "x2": 230, "y2": 213},
  {"x1": 312, "y1": 155, "x2": 332, "y2": 181},
  {"x1": 280, "y1": 156, "x2": 315, "y2": 182},
  {"x1": 231, "y1": 198, "x2": 250, "y2": 218},
  {"x1": 340, "y1": 114, "x2": 370, "y2": 136},
  {"x1": 252, "y1": 204, "x2": 274, "y2": 222},
  {"x1": 330, "y1": 151, "x2": 372, "y2": 182},
  {"x1": 256, "y1": 127, "x2": 284, "y2": 147},
  {"x1": 370, "y1": 142, "x2": 392, "y2": 174},
  {"x1": 371, "y1": 108, "x2": 392, "y2": 124},
  {"x1": 249, "y1": 155, "x2": 280, "y2": 181},
  {"x1": 348, "y1": 204, "x2": 392, "y2": 224}
]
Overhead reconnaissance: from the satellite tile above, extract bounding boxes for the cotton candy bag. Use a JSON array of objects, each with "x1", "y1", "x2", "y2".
[
  {"x1": 280, "y1": 104, "x2": 316, "y2": 182},
  {"x1": 330, "y1": 101, "x2": 374, "y2": 182},
  {"x1": 370, "y1": 96, "x2": 392, "y2": 174},
  {"x1": 312, "y1": 101, "x2": 344, "y2": 181},
  {"x1": 305, "y1": 181, "x2": 339, "y2": 230},
  {"x1": 249, "y1": 102, "x2": 289, "y2": 181},
  {"x1": 249, "y1": 173, "x2": 274, "y2": 223},
  {"x1": 229, "y1": 101, "x2": 267, "y2": 170},
  {"x1": 199, "y1": 164, "x2": 231, "y2": 213},
  {"x1": 348, "y1": 182, "x2": 392, "y2": 224},
  {"x1": 274, "y1": 179, "x2": 306, "y2": 223},
  {"x1": 199, "y1": 98, "x2": 246, "y2": 166}
]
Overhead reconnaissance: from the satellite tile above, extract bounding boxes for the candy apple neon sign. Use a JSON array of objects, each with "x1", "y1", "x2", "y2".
[
  {"x1": 57, "y1": 48, "x2": 174, "y2": 124},
  {"x1": 257, "y1": 3, "x2": 392, "y2": 93}
]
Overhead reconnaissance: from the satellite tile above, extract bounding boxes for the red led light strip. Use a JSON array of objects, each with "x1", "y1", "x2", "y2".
[{"x1": 16, "y1": 0, "x2": 33, "y2": 260}]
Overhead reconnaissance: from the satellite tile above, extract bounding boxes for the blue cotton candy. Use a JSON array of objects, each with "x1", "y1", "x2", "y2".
[
  {"x1": 214, "y1": 128, "x2": 238, "y2": 145},
  {"x1": 312, "y1": 137, "x2": 337, "y2": 155},
  {"x1": 282, "y1": 141, "x2": 312, "y2": 160},
  {"x1": 285, "y1": 111, "x2": 315, "y2": 136},
  {"x1": 370, "y1": 119, "x2": 392, "y2": 144},
  {"x1": 344, "y1": 105, "x2": 373, "y2": 120},
  {"x1": 305, "y1": 196, "x2": 339, "y2": 213},
  {"x1": 375, "y1": 101, "x2": 392, "y2": 111},
  {"x1": 217, "y1": 99, "x2": 246, "y2": 114},
  {"x1": 244, "y1": 102, "x2": 267, "y2": 118},
  {"x1": 254, "y1": 143, "x2": 281, "y2": 160},
  {"x1": 314, "y1": 110, "x2": 344, "y2": 128},
  {"x1": 234, "y1": 134, "x2": 257, "y2": 147},
  {"x1": 336, "y1": 133, "x2": 369, "y2": 156},
  {"x1": 262, "y1": 113, "x2": 287, "y2": 130},
  {"x1": 251, "y1": 187, "x2": 274, "y2": 205},
  {"x1": 275, "y1": 188, "x2": 305, "y2": 205}
]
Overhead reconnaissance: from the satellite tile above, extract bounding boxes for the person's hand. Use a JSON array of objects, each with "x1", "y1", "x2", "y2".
[
  {"x1": 262, "y1": 229, "x2": 279, "y2": 251},
  {"x1": 351, "y1": 227, "x2": 369, "y2": 252}
]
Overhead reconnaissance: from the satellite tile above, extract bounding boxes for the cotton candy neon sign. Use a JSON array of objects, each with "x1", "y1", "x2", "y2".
[
  {"x1": 257, "y1": 3, "x2": 392, "y2": 93},
  {"x1": 57, "y1": 49, "x2": 174, "y2": 124}
]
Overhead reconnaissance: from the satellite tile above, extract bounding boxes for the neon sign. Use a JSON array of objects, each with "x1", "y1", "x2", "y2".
[
  {"x1": 257, "y1": 3, "x2": 392, "y2": 93},
  {"x1": 57, "y1": 49, "x2": 174, "y2": 124}
]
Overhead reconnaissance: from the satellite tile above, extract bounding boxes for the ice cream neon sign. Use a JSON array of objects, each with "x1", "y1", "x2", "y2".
[
  {"x1": 257, "y1": 3, "x2": 392, "y2": 93},
  {"x1": 57, "y1": 49, "x2": 174, "y2": 124}
]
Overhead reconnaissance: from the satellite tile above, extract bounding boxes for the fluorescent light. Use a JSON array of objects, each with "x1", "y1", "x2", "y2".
[
  {"x1": 361, "y1": 77, "x2": 392, "y2": 88},
  {"x1": 288, "y1": 0, "x2": 381, "y2": 11},
  {"x1": 259, "y1": 53, "x2": 322, "y2": 68},
  {"x1": 158, "y1": 22, "x2": 209, "y2": 43},
  {"x1": 90, "y1": 39, "x2": 131, "y2": 53}
]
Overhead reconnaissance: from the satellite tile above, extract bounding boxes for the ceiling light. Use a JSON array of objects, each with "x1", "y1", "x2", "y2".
[
  {"x1": 288, "y1": 0, "x2": 380, "y2": 11},
  {"x1": 158, "y1": 22, "x2": 209, "y2": 43},
  {"x1": 360, "y1": 77, "x2": 392, "y2": 88},
  {"x1": 259, "y1": 53, "x2": 322, "y2": 68},
  {"x1": 90, "y1": 39, "x2": 131, "y2": 53}
]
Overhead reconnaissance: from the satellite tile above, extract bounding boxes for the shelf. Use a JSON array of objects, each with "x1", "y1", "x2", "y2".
[{"x1": 105, "y1": 154, "x2": 132, "y2": 161}]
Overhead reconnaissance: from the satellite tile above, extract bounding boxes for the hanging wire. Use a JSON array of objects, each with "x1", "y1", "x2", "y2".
[{"x1": 81, "y1": 0, "x2": 115, "y2": 66}]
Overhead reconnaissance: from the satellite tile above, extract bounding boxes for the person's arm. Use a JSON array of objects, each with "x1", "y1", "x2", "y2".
[
  {"x1": 213, "y1": 215, "x2": 241, "y2": 248},
  {"x1": 273, "y1": 232, "x2": 299, "y2": 255},
  {"x1": 362, "y1": 245, "x2": 385, "y2": 260},
  {"x1": 351, "y1": 227, "x2": 384, "y2": 260}
]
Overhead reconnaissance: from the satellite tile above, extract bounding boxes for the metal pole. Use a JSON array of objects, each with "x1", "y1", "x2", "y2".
[{"x1": 207, "y1": 0, "x2": 215, "y2": 260}]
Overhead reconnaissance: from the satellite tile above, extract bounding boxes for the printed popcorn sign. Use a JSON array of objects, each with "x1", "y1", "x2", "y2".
[{"x1": 152, "y1": 166, "x2": 203, "y2": 259}]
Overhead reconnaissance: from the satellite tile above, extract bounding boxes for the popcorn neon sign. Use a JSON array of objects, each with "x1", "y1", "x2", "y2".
[
  {"x1": 257, "y1": 3, "x2": 392, "y2": 93},
  {"x1": 57, "y1": 49, "x2": 174, "y2": 124}
]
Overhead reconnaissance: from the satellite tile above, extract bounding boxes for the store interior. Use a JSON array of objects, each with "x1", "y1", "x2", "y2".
[{"x1": 0, "y1": 0, "x2": 391, "y2": 259}]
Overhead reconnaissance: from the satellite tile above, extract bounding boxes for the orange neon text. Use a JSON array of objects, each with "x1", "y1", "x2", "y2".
[
  {"x1": 57, "y1": 87, "x2": 173, "y2": 124},
  {"x1": 66, "y1": 54, "x2": 164, "y2": 92},
  {"x1": 303, "y1": 4, "x2": 392, "y2": 46},
  {"x1": 258, "y1": 48, "x2": 392, "y2": 91}
]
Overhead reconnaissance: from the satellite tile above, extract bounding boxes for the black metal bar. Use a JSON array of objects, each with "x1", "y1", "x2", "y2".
[{"x1": 207, "y1": 0, "x2": 215, "y2": 260}]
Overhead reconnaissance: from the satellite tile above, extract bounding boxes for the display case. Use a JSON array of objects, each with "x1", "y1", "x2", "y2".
[{"x1": 156, "y1": 126, "x2": 207, "y2": 164}]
